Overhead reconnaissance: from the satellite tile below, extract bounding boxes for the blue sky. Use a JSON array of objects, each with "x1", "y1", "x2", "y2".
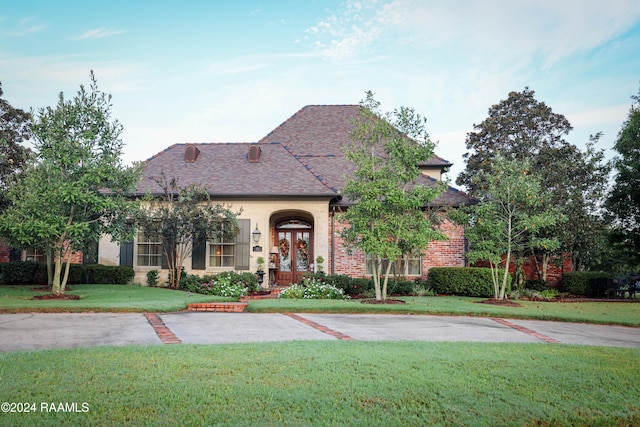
[{"x1": 2, "y1": 0, "x2": 640, "y2": 185}]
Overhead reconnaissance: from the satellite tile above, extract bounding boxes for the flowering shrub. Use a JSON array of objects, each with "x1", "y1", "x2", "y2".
[
  {"x1": 279, "y1": 276, "x2": 349, "y2": 300},
  {"x1": 188, "y1": 271, "x2": 250, "y2": 298}
]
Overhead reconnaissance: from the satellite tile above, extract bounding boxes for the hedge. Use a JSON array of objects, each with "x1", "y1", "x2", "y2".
[
  {"x1": 559, "y1": 271, "x2": 615, "y2": 297},
  {"x1": 427, "y1": 267, "x2": 511, "y2": 298},
  {"x1": 0, "y1": 262, "x2": 134, "y2": 285},
  {"x1": 302, "y1": 273, "x2": 425, "y2": 297}
]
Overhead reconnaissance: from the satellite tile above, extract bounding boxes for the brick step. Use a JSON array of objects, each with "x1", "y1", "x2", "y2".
[
  {"x1": 239, "y1": 290, "x2": 281, "y2": 302},
  {"x1": 187, "y1": 302, "x2": 248, "y2": 312}
]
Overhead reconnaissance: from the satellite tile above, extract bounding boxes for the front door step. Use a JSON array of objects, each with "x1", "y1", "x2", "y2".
[{"x1": 187, "y1": 302, "x2": 248, "y2": 312}]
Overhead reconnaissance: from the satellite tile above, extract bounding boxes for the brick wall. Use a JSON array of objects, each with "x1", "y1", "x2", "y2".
[
  {"x1": 0, "y1": 239, "x2": 83, "y2": 264},
  {"x1": 328, "y1": 215, "x2": 466, "y2": 280}
]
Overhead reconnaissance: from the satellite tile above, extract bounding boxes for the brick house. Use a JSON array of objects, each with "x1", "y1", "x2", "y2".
[{"x1": 95, "y1": 104, "x2": 474, "y2": 285}]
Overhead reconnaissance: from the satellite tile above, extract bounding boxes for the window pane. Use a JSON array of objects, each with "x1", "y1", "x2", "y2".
[
  {"x1": 137, "y1": 228, "x2": 162, "y2": 267},
  {"x1": 407, "y1": 258, "x2": 421, "y2": 275}
]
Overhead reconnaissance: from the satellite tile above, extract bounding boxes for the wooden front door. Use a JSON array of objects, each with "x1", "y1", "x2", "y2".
[{"x1": 276, "y1": 221, "x2": 312, "y2": 285}]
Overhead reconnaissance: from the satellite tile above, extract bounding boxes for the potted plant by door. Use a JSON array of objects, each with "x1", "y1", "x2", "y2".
[{"x1": 256, "y1": 256, "x2": 266, "y2": 289}]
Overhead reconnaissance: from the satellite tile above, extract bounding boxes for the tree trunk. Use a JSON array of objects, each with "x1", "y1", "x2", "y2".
[{"x1": 381, "y1": 260, "x2": 394, "y2": 301}]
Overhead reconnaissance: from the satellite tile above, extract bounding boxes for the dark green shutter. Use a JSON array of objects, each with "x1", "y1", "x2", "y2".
[
  {"x1": 119, "y1": 241, "x2": 133, "y2": 267},
  {"x1": 83, "y1": 240, "x2": 99, "y2": 265},
  {"x1": 192, "y1": 238, "x2": 206, "y2": 270},
  {"x1": 234, "y1": 219, "x2": 250, "y2": 270}
]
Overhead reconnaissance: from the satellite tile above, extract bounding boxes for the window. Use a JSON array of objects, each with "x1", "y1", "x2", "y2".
[
  {"x1": 137, "y1": 229, "x2": 162, "y2": 267},
  {"x1": 209, "y1": 233, "x2": 235, "y2": 268},
  {"x1": 24, "y1": 248, "x2": 45, "y2": 262},
  {"x1": 184, "y1": 144, "x2": 200, "y2": 163},
  {"x1": 365, "y1": 253, "x2": 421, "y2": 276}
]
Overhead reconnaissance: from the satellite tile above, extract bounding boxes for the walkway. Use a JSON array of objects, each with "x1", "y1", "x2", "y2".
[{"x1": 1, "y1": 312, "x2": 639, "y2": 352}]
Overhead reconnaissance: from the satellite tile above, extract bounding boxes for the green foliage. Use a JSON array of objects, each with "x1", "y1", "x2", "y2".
[
  {"x1": 0, "y1": 262, "x2": 133, "y2": 285},
  {"x1": 428, "y1": 267, "x2": 511, "y2": 298},
  {"x1": 340, "y1": 91, "x2": 445, "y2": 301},
  {"x1": 137, "y1": 173, "x2": 240, "y2": 289},
  {"x1": 0, "y1": 72, "x2": 141, "y2": 295},
  {"x1": 303, "y1": 273, "x2": 424, "y2": 297},
  {"x1": 0, "y1": 82, "x2": 33, "y2": 211},
  {"x1": 453, "y1": 157, "x2": 564, "y2": 299},
  {"x1": 560, "y1": 271, "x2": 615, "y2": 296},
  {"x1": 304, "y1": 273, "x2": 370, "y2": 297},
  {"x1": 0, "y1": 261, "x2": 47, "y2": 285},
  {"x1": 457, "y1": 87, "x2": 609, "y2": 276},
  {"x1": 183, "y1": 271, "x2": 258, "y2": 297},
  {"x1": 606, "y1": 85, "x2": 640, "y2": 268},
  {"x1": 508, "y1": 288, "x2": 559, "y2": 301},
  {"x1": 279, "y1": 276, "x2": 349, "y2": 299},
  {"x1": 146, "y1": 269, "x2": 159, "y2": 287}
]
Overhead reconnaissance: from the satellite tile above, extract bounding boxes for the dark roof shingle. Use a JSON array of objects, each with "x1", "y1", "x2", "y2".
[{"x1": 137, "y1": 104, "x2": 475, "y2": 206}]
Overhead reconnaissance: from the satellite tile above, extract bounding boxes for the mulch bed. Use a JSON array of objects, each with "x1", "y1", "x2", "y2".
[
  {"x1": 360, "y1": 299, "x2": 406, "y2": 305},
  {"x1": 478, "y1": 298, "x2": 522, "y2": 307},
  {"x1": 247, "y1": 290, "x2": 272, "y2": 296},
  {"x1": 33, "y1": 294, "x2": 80, "y2": 300}
]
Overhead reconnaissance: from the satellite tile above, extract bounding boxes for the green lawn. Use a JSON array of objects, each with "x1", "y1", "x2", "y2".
[
  {"x1": 0, "y1": 285, "x2": 232, "y2": 313},
  {"x1": 0, "y1": 341, "x2": 637, "y2": 426},
  {"x1": 1, "y1": 285, "x2": 639, "y2": 326},
  {"x1": 1, "y1": 286, "x2": 639, "y2": 425},
  {"x1": 248, "y1": 296, "x2": 640, "y2": 326}
]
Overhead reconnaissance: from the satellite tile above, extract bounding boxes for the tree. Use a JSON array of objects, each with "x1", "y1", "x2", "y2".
[
  {"x1": 0, "y1": 82, "x2": 33, "y2": 211},
  {"x1": 454, "y1": 157, "x2": 564, "y2": 299},
  {"x1": 457, "y1": 87, "x2": 608, "y2": 281},
  {"x1": 0, "y1": 72, "x2": 141, "y2": 295},
  {"x1": 606, "y1": 85, "x2": 640, "y2": 267},
  {"x1": 136, "y1": 174, "x2": 240, "y2": 289},
  {"x1": 339, "y1": 92, "x2": 446, "y2": 301}
]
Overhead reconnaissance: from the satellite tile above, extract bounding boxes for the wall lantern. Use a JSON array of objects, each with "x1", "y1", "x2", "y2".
[{"x1": 252, "y1": 224, "x2": 262, "y2": 244}]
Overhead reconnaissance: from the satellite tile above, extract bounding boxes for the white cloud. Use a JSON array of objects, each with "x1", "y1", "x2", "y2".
[
  {"x1": 0, "y1": 16, "x2": 46, "y2": 36},
  {"x1": 73, "y1": 28, "x2": 127, "y2": 40},
  {"x1": 309, "y1": 0, "x2": 640, "y2": 67},
  {"x1": 567, "y1": 104, "x2": 630, "y2": 129}
]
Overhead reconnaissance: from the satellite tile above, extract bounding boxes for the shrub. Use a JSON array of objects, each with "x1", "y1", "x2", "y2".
[
  {"x1": 146, "y1": 270, "x2": 159, "y2": 286},
  {"x1": 0, "y1": 262, "x2": 134, "y2": 285},
  {"x1": 304, "y1": 274, "x2": 370, "y2": 297},
  {"x1": 185, "y1": 271, "x2": 259, "y2": 298},
  {"x1": 279, "y1": 276, "x2": 349, "y2": 300},
  {"x1": 0, "y1": 262, "x2": 47, "y2": 285},
  {"x1": 428, "y1": 267, "x2": 511, "y2": 298},
  {"x1": 560, "y1": 272, "x2": 614, "y2": 297},
  {"x1": 525, "y1": 279, "x2": 548, "y2": 291},
  {"x1": 80, "y1": 265, "x2": 134, "y2": 284},
  {"x1": 387, "y1": 279, "x2": 418, "y2": 296}
]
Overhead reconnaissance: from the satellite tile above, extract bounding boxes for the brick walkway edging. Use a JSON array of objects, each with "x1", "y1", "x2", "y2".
[
  {"x1": 144, "y1": 313, "x2": 181, "y2": 344},
  {"x1": 283, "y1": 313, "x2": 355, "y2": 340},
  {"x1": 491, "y1": 318, "x2": 560, "y2": 343}
]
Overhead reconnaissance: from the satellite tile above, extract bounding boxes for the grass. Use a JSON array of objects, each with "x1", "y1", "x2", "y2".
[
  {"x1": 0, "y1": 284, "x2": 233, "y2": 313},
  {"x1": 248, "y1": 296, "x2": 640, "y2": 326},
  {"x1": 1, "y1": 285, "x2": 639, "y2": 325},
  {"x1": 0, "y1": 341, "x2": 638, "y2": 426}
]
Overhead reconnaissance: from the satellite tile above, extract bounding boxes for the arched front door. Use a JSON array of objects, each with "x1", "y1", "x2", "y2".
[{"x1": 275, "y1": 219, "x2": 313, "y2": 285}]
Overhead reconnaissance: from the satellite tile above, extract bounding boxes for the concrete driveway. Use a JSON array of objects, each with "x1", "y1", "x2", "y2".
[{"x1": 1, "y1": 312, "x2": 639, "y2": 352}]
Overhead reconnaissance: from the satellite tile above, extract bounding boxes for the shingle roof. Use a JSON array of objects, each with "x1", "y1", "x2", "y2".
[
  {"x1": 137, "y1": 142, "x2": 337, "y2": 197},
  {"x1": 137, "y1": 104, "x2": 475, "y2": 206}
]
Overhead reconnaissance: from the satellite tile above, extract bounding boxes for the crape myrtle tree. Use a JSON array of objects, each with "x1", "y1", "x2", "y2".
[
  {"x1": 0, "y1": 72, "x2": 141, "y2": 295},
  {"x1": 452, "y1": 157, "x2": 564, "y2": 299},
  {"x1": 0, "y1": 82, "x2": 33, "y2": 211},
  {"x1": 456, "y1": 87, "x2": 608, "y2": 281},
  {"x1": 137, "y1": 174, "x2": 240, "y2": 289},
  {"x1": 606, "y1": 85, "x2": 640, "y2": 268},
  {"x1": 340, "y1": 92, "x2": 446, "y2": 301}
]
